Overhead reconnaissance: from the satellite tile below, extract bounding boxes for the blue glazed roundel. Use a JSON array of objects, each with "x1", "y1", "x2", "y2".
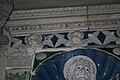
[{"x1": 32, "y1": 49, "x2": 120, "y2": 80}]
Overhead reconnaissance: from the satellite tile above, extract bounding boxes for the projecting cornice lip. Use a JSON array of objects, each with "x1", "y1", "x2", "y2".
[
  {"x1": 10, "y1": 6, "x2": 87, "y2": 20},
  {"x1": 9, "y1": 4, "x2": 120, "y2": 20}
]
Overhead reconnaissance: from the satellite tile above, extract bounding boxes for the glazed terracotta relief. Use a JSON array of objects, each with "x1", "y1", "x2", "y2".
[
  {"x1": 32, "y1": 49, "x2": 120, "y2": 80},
  {"x1": 63, "y1": 56, "x2": 96, "y2": 80},
  {"x1": 12, "y1": 29, "x2": 120, "y2": 49},
  {"x1": 7, "y1": 29, "x2": 120, "y2": 80}
]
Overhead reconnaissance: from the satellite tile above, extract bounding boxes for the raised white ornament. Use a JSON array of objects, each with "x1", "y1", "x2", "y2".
[
  {"x1": 113, "y1": 48, "x2": 120, "y2": 55},
  {"x1": 25, "y1": 34, "x2": 43, "y2": 48},
  {"x1": 63, "y1": 56, "x2": 97, "y2": 80},
  {"x1": 65, "y1": 31, "x2": 87, "y2": 47},
  {"x1": 117, "y1": 29, "x2": 120, "y2": 37},
  {"x1": 36, "y1": 53, "x2": 47, "y2": 60}
]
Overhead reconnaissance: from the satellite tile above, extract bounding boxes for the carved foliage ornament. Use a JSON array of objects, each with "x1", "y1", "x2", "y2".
[{"x1": 63, "y1": 56, "x2": 96, "y2": 80}]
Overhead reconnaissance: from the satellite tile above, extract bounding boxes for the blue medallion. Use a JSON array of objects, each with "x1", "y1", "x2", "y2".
[{"x1": 32, "y1": 49, "x2": 120, "y2": 80}]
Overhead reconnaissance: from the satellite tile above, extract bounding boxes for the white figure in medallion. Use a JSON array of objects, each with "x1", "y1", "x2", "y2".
[{"x1": 64, "y1": 56, "x2": 97, "y2": 80}]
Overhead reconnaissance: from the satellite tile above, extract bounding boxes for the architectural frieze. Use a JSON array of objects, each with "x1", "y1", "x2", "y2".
[
  {"x1": 11, "y1": 30, "x2": 120, "y2": 52},
  {"x1": 88, "y1": 19, "x2": 120, "y2": 29},
  {"x1": 6, "y1": 21, "x2": 87, "y2": 34},
  {"x1": 6, "y1": 19, "x2": 120, "y2": 35}
]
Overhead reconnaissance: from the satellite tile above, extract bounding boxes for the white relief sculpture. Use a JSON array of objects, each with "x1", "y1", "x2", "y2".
[
  {"x1": 42, "y1": 34, "x2": 54, "y2": 47},
  {"x1": 11, "y1": 37, "x2": 36, "y2": 56},
  {"x1": 55, "y1": 34, "x2": 67, "y2": 47},
  {"x1": 86, "y1": 31, "x2": 102, "y2": 45},
  {"x1": 25, "y1": 34, "x2": 43, "y2": 48},
  {"x1": 116, "y1": 29, "x2": 120, "y2": 44},
  {"x1": 64, "y1": 56, "x2": 97, "y2": 80},
  {"x1": 102, "y1": 30, "x2": 116, "y2": 45},
  {"x1": 36, "y1": 53, "x2": 47, "y2": 60},
  {"x1": 113, "y1": 48, "x2": 120, "y2": 55},
  {"x1": 12, "y1": 39, "x2": 24, "y2": 49},
  {"x1": 116, "y1": 38, "x2": 120, "y2": 44},
  {"x1": 117, "y1": 29, "x2": 120, "y2": 37},
  {"x1": 26, "y1": 47, "x2": 35, "y2": 56},
  {"x1": 5, "y1": 37, "x2": 36, "y2": 67},
  {"x1": 65, "y1": 31, "x2": 87, "y2": 47}
]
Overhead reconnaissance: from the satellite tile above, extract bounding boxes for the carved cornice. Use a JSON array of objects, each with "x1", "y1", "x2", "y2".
[
  {"x1": 10, "y1": 6, "x2": 87, "y2": 20},
  {"x1": 88, "y1": 4, "x2": 120, "y2": 14},
  {"x1": 9, "y1": 4, "x2": 120, "y2": 20},
  {"x1": 5, "y1": 4, "x2": 120, "y2": 35}
]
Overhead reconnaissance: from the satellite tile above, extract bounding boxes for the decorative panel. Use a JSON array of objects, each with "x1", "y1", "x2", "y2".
[{"x1": 11, "y1": 30, "x2": 120, "y2": 50}]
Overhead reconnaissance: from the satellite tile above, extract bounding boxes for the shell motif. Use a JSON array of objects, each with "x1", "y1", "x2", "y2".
[{"x1": 32, "y1": 49, "x2": 120, "y2": 80}]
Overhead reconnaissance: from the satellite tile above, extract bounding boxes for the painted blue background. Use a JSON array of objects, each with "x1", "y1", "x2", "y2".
[
  {"x1": 13, "y1": 30, "x2": 119, "y2": 49},
  {"x1": 32, "y1": 49, "x2": 120, "y2": 80}
]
